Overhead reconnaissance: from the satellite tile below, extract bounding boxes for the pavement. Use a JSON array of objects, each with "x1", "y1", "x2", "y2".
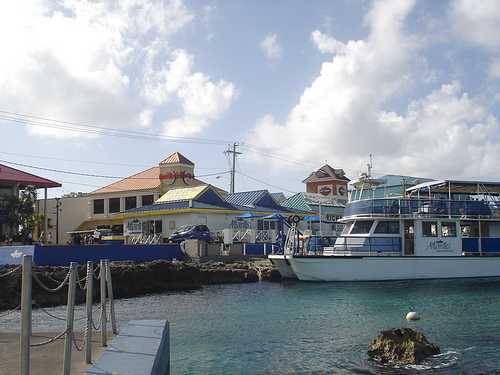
[{"x1": 0, "y1": 331, "x2": 110, "y2": 375}]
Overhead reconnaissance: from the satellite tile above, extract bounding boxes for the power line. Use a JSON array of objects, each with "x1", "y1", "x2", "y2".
[
  {"x1": 0, "y1": 110, "x2": 231, "y2": 145},
  {"x1": 0, "y1": 150, "x2": 227, "y2": 170},
  {"x1": 236, "y1": 170, "x2": 297, "y2": 195},
  {"x1": 239, "y1": 144, "x2": 316, "y2": 168},
  {"x1": 0, "y1": 108, "x2": 322, "y2": 169},
  {"x1": 0, "y1": 159, "x2": 230, "y2": 180}
]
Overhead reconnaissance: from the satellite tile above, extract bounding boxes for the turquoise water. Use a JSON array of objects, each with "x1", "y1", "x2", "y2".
[{"x1": 2, "y1": 279, "x2": 500, "y2": 374}]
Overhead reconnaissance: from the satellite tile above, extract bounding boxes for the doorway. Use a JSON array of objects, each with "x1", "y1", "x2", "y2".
[{"x1": 404, "y1": 220, "x2": 414, "y2": 255}]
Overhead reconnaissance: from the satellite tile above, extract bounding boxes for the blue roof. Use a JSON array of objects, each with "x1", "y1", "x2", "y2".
[
  {"x1": 126, "y1": 201, "x2": 190, "y2": 212},
  {"x1": 225, "y1": 190, "x2": 267, "y2": 208},
  {"x1": 125, "y1": 187, "x2": 303, "y2": 215}
]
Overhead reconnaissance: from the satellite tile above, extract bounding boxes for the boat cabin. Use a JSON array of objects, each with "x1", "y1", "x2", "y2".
[{"x1": 326, "y1": 179, "x2": 500, "y2": 257}]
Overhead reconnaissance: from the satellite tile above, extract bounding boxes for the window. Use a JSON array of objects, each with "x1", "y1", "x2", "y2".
[
  {"x1": 441, "y1": 222, "x2": 457, "y2": 237},
  {"x1": 461, "y1": 222, "x2": 489, "y2": 237},
  {"x1": 109, "y1": 198, "x2": 120, "y2": 213},
  {"x1": 93, "y1": 199, "x2": 104, "y2": 214},
  {"x1": 351, "y1": 220, "x2": 374, "y2": 234},
  {"x1": 125, "y1": 196, "x2": 137, "y2": 210},
  {"x1": 154, "y1": 220, "x2": 162, "y2": 234},
  {"x1": 257, "y1": 220, "x2": 277, "y2": 230},
  {"x1": 422, "y1": 221, "x2": 438, "y2": 237},
  {"x1": 342, "y1": 222, "x2": 353, "y2": 235},
  {"x1": 374, "y1": 221, "x2": 400, "y2": 234},
  {"x1": 141, "y1": 194, "x2": 154, "y2": 206}
]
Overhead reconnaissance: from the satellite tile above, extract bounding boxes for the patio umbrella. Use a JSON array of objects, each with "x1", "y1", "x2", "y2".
[{"x1": 238, "y1": 212, "x2": 263, "y2": 219}]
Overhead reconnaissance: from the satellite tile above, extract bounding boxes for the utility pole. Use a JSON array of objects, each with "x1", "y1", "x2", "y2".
[{"x1": 225, "y1": 143, "x2": 242, "y2": 194}]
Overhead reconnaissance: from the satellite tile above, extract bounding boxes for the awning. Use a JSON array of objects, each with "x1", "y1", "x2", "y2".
[
  {"x1": 303, "y1": 215, "x2": 320, "y2": 221},
  {"x1": 75, "y1": 219, "x2": 123, "y2": 231},
  {"x1": 406, "y1": 180, "x2": 500, "y2": 195},
  {"x1": 238, "y1": 212, "x2": 264, "y2": 219},
  {"x1": 0, "y1": 163, "x2": 61, "y2": 188},
  {"x1": 261, "y1": 213, "x2": 286, "y2": 220}
]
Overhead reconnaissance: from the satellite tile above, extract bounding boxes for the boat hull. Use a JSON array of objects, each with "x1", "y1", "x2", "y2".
[
  {"x1": 289, "y1": 256, "x2": 500, "y2": 281},
  {"x1": 268, "y1": 254, "x2": 297, "y2": 279}
]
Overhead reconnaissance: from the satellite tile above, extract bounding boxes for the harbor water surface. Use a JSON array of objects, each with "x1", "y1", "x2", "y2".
[{"x1": 2, "y1": 279, "x2": 500, "y2": 374}]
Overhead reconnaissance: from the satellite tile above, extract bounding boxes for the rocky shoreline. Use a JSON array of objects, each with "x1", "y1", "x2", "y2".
[{"x1": 0, "y1": 258, "x2": 281, "y2": 311}]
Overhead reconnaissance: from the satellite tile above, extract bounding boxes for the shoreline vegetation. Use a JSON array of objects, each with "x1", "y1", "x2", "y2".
[{"x1": 0, "y1": 258, "x2": 280, "y2": 311}]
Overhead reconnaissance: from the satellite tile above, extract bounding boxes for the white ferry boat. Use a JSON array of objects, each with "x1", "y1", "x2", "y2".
[{"x1": 287, "y1": 179, "x2": 500, "y2": 281}]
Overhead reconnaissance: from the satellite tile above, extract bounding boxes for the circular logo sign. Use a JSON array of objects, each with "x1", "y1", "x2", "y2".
[
  {"x1": 338, "y1": 186, "x2": 346, "y2": 196},
  {"x1": 319, "y1": 186, "x2": 332, "y2": 196}
]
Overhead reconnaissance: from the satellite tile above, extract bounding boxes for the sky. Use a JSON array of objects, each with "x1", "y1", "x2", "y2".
[{"x1": 1, "y1": 0, "x2": 500, "y2": 197}]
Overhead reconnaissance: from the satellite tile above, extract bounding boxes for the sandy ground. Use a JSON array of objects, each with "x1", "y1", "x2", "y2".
[{"x1": 0, "y1": 331, "x2": 110, "y2": 375}]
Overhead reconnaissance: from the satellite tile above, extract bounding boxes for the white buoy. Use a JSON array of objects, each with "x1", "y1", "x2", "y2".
[{"x1": 406, "y1": 311, "x2": 420, "y2": 321}]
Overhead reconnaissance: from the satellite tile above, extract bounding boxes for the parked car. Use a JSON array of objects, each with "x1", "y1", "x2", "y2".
[{"x1": 168, "y1": 225, "x2": 210, "y2": 243}]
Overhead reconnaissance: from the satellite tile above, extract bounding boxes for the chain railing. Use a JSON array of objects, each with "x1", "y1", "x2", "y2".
[{"x1": 6, "y1": 255, "x2": 119, "y2": 375}]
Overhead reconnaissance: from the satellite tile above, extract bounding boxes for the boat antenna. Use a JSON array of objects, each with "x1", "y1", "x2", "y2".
[{"x1": 367, "y1": 154, "x2": 373, "y2": 178}]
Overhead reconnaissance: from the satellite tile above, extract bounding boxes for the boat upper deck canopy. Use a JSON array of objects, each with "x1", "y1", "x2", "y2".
[{"x1": 406, "y1": 180, "x2": 500, "y2": 195}]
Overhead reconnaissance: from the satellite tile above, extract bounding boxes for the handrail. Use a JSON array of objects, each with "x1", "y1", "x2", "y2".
[
  {"x1": 344, "y1": 197, "x2": 497, "y2": 220},
  {"x1": 15, "y1": 256, "x2": 118, "y2": 375}
]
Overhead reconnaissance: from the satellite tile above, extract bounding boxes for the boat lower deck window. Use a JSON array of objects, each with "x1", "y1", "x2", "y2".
[
  {"x1": 351, "y1": 220, "x2": 374, "y2": 234},
  {"x1": 422, "y1": 221, "x2": 438, "y2": 237},
  {"x1": 374, "y1": 221, "x2": 400, "y2": 234},
  {"x1": 342, "y1": 222, "x2": 353, "y2": 235},
  {"x1": 441, "y1": 222, "x2": 457, "y2": 237}
]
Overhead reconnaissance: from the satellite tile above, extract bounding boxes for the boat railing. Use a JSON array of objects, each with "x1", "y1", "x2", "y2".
[
  {"x1": 331, "y1": 236, "x2": 402, "y2": 255},
  {"x1": 344, "y1": 198, "x2": 497, "y2": 219},
  {"x1": 323, "y1": 249, "x2": 401, "y2": 257}
]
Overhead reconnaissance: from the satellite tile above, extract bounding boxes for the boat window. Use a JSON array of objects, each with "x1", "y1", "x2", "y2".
[
  {"x1": 374, "y1": 221, "x2": 400, "y2": 234},
  {"x1": 441, "y1": 222, "x2": 457, "y2": 237},
  {"x1": 351, "y1": 220, "x2": 374, "y2": 234},
  {"x1": 422, "y1": 221, "x2": 438, "y2": 237},
  {"x1": 342, "y1": 222, "x2": 353, "y2": 235}
]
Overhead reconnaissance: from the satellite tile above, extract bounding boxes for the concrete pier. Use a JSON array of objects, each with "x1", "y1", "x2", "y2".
[
  {"x1": 0, "y1": 331, "x2": 107, "y2": 375},
  {"x1": 85, "y1": 320, "x2": 170, "y2": 375}
]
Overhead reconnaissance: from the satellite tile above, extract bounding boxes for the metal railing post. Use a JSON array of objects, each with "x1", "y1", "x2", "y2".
[
  {"x1": 62, "y1": 262, "x2": 77, "y2": 375},
  {"x1": 100, "y1": 259, "x2": 107, "y2": 347},
  {"x1": 20, "y1": 255, "x2": 32, "y2": 375},
  {"x1": 84, "y1": 261, "x2": 93, "y2": 364},
  {"x1": 105, "y1": 260, "x2": 118, "y2": 335}
]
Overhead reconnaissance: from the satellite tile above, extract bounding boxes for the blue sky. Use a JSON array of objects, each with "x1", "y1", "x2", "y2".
[{"x1": 1, "y1": 0, "x2": 500, "y2": 198}]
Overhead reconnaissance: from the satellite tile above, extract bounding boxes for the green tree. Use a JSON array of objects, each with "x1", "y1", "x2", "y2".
[{"x1": 0, "y1": 185, "x2": 38, "y2": 239}]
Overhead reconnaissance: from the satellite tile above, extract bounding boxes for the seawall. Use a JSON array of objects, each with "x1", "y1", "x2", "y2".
[{"x1": 0, "y1": 259, "x2": 279, "y2": 311}]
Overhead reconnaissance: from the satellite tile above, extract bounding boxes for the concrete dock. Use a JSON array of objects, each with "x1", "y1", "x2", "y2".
[{"x1": 0, "y1": 331, "x2": 109, "y2": 375}]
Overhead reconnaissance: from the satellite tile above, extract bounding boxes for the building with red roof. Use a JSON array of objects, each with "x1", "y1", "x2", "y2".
[{"x1": 0, "y1": 163, "x2": 61, "y2": 242}]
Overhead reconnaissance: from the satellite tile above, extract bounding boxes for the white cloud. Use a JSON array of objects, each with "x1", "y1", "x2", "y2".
[
  {"x1": 0, "y1": 0, "x2": 235, "y2": 138},
  {"x1": 139, "y1": 109, "x2": 153, "y2": 128},
  {"x1": 449, "y1": 0, "x2": 500, "y2": 49},
  {"x1": 249, "y1": 0, "x2": 500, "y2": 179},
  {"x1": 311, "y1": 30, "x2": 348, "y2": 54},
  {"x1": 260, "y1": 33, "x2": 283, "y2": 61},
  {"x1": 489, "y1": 59, "x2": 500, "y2": 80},
  {"x1": 162, "y1": 52, "x2": 236, "y2": 136}
]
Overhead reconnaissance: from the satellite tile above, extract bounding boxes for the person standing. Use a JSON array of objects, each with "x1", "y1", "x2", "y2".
[{"x1": 93, "y1": 229, "x2": 101, "y2": 244}]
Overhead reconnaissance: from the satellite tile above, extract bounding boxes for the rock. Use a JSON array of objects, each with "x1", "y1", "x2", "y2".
[{"x1": 367, "y1": 328, "x2": 440, "y2": 365}]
